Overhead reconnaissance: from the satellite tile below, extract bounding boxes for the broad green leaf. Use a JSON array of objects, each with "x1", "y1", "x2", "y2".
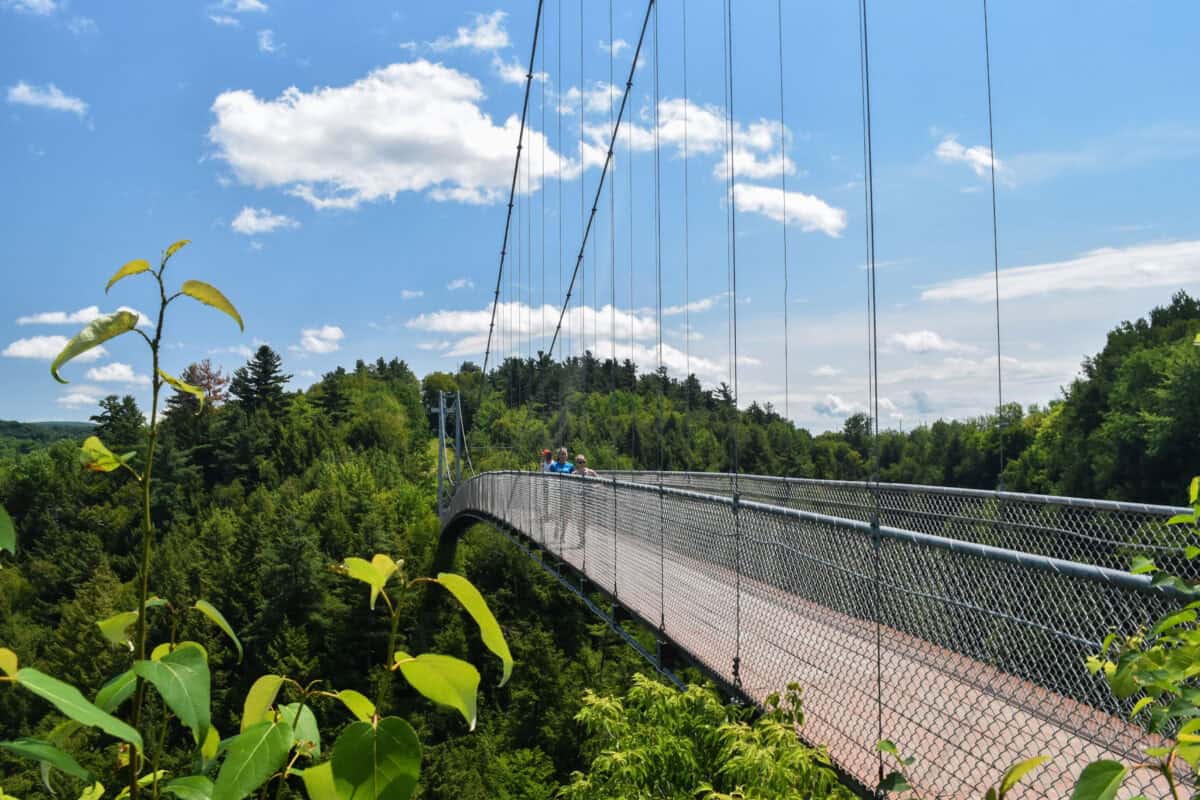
[
  {"x1": 160, "y1": 370, "x2": 205, "y2": 413},
  {"x1": 180, "y1": 280, "x2": 243, "y2": 332},
  {"x1": 79, "y1": 437, "x2": 136, "y2": 474},
  {"x1": 0, "y1": 504, "x2": 14, "y2": 556},
  {"x1": 1152, "y1": 609, "x2": 1196, "y2": 637},
  {"x1": 339, "y1": 557, "x2": 389, "y2": 610},
  {"x1": 331, "y1": 718, "x2": 420, "y2": 800},
  {"x1": 51, "y1": 311, "x2": 139, "y2": 384},
  {"x1": 241, "y1": 675, "x2": 284, "y2": 732},
  {"x1": 876, "y1": 739, "x2": 898, "y2": 755},
  {"x1": 1129, "y1": 697, "x2": 1155, "y2": 719},
  {"x1": 279, "y1": 703, "x2": 320, "y2": 757},
  {"x1": 200, "y1": 725, "x2": 220, "y2": 763},
  {"x1": 0, "y1": 738, "x2": 91, "y2": 781},
  {"x1": 1188, "y1": 545, "x2": 1200, "y2": 560},
  {"x1": 211, "y1": 719, "x2": 292, "y2": 800},
  {"x1": 16, "y1": 668, "x2": 142, "y2": 749},
  {"x1": 94, "y1": 670, "x2": 135, "y2": 713},
  {"x1": 1191, "y1": 476, "x2": 1199, "y2": 505},
  {"x1": 2, "y1": 786, "x2": 20, "y2": 800},
  {"x1": 392, "y1": 652, "x2": 479, "y2": 730},
  {"x1": 1069, "y1": 760, "x2": 1126, "y2": 800},
  {"x1": 113, "y1": 772, "x2": 167, "y2": 800},
  {"x1": 372, "y1": 554, "x2": 399, "y2": 583},
  {"x1": 96, "y1": 611, "x2": 138, "y2": 650},
  {"x1": 132, "y1": 647, "x2": 211, "y2": 744},
  {"x1": 298, "y1": 762, "x2": 337, "y2": 800},
  {"x1": 160, "y1": 776, "x2": 212, "y2": 800},
  {"x1": 78, "y1": 782, "x2": 104, "y2": 800},
  {"x1": 877, "y1": 771, "x2": 911, "y2": 793},
  {"x1": 165, "y1": 240, "x2": 190, "y2": 261},
  {"x1": 1130, "y1": 555, "x2": 1157, "y2": 575},
  {"x1": 434, "y1": 573, "x2": 513, "y2": 686},
  {"x1": 193, "y1": 600, "x2": 242, "y2": 662},
  {"x1": 105, "y1": 259, "x2": 150, "y2": 294},
  {"x1": 0, "y1": 648, "x2": 16, "y2": 677},
  {"x1": 1168, "y1": 513, "x2": 1197, "y2": 526},
  {"x1": 335, "y1": 690, "x2": 376, "y2": 722},
  {"x1": 999, "y1": 755, "x2": 1049, "y2": 798}
]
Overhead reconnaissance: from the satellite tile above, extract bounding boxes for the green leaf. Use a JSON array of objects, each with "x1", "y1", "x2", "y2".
[
  {"x1": 160, "y1": 370, "x2": 205, "y2": 413},
  {"x1": 165, "y1": 240, "x2": 190, "y2": 261},
  {"x1": 1190, "y1": 477, "x2": 1199, "y2": 505},
  {"x1": 1169, "y1": 513, "x2": 1197, "y2": 526},
  {"x1": 331, "y1": 717, "x2": 420, "y2": 800},
  {"x1": 79, "y1": 437, "x2": 134, "y2": 474},
  {"x1": 0, "y1": 504, "x2": 14, "y2": 556},
  {"x1": 392, "y1": 652, "x2": 479, "y2": 730},
  {"x1": 15, "y1": 668, "x2": 142, "y2": 749},
  {"x1": 334, "y1": 690, "x2": 376, "y2": 722},
  {"x1": 78, "y1": 782, "x2": 104, "y2": 800},
  {"x1": 94, "y1": 671, "x2": 135, "y2": 714},
  {"x1": 298, "y1": 762, "x2": 337, "y2": 800},
  {"x1": 433, "y1": 573, "x2": 513, "y2": 686},
  {"x1": 180, "y1": 280, "x2": 243, "y2": 332},
  {"x1": 132, "y1": 647, "x2": 211, "y2": 744},
  {"x1": 1129, "y1": 697, "x2": 1155, "y2": 719},
  {"x1": 51, "y1": 311, "x2": 140, "y2": 384},
  {"x1": 113, "y1": 772, "x2": 166, "y2": 800},
  {"x1": 105, "y1": 259, "x2": 151, "y2": 294},
  {"x1": 1152, "y1": 609, "x2": 1196, "y2": 637},
  {"x1": 877, "y1": 771, "x2": 911, "y2": 793},
  {"x1": 211, "y1": 719, "x2": 292, "y2": 800},
  {"x1": 96, "y1": 611, "x2": 139, "y2": 650},
  {"x1": 200, "y1": 725, "x2": 220, "y2": 764},
  {"x1": 192, "y1": 600, "x2": 242, "y2": 662},
  {"x1": 1070, "y1": 760, "x2": 1126, "y2": 800},
  {"x1": 0, "y1": 648, "x2": 17, "y2": 678},
  {"x1": 241, "y1": 675, "x2": 284, "y2": 732},
  {"x1": 876, "y1": 739, "x2": 898, "y2": 755},
  {"x1": 1130, "y1": 555, "x2": 1157, "y2": 575},
  {"x1": 279, "y1": 703, "x2": 320, "y2": 758},
  {"x1": 0, "y1": 738, "x2": 91, "y2": 782},
  {"x1": 999, "y1": 755, "x2": 1049, "y2": 798},
  {"x1": 338, "y1": 557, "x2": 390, "y2": 610},
  {"x1": 160, "y1": 776, "x2": 212, "y2": 800}
]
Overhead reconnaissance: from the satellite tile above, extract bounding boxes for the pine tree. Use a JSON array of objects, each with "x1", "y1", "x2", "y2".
[
  {"x1": 229, "y1": 345, "x2": 292, "y2": 415},
  {"x1": 90, "y1": 394, "x2": 144, "y2": 451}
]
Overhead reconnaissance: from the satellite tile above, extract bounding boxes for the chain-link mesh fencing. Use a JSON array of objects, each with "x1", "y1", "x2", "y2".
[{"x1": 445, "y1": 471, "x2": 1190, "y2": 798}]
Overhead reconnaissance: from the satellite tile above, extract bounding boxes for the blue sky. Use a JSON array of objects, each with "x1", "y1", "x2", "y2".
[{"x1": 2, "y1": 0, "x2": 1198, "y2": 432}]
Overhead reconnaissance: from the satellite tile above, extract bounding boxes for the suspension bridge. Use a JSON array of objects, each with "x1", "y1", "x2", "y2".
[{"x1": 432, "y1": 0, "x2": 1190, "y2": 796}]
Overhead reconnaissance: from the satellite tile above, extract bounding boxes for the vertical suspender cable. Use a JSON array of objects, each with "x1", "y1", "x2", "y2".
[
  {"x1": 983, "y1": 0, "x2": 1006, "y2": 488},
  {"x1": 558, "y1": 0, "x2": 564, "y2": 365},
  {"x1": 681, "y1": 0, "x2": 691, "y2": 388},
  {"x1": 579, "y1": 0, "x2": 586, "y2": 360},
  {"x1": 481, "y1": 0, "x2": 544, "y2": 388},
  {"x1": 652, "y1": 0, "x2": 666, "y2": 633},
  {"x1": 776, "y1": 0, "x2": 791, "y2": 420},
  {"x1": 541, "y1": 13, "x2": 547, "y2": 356},
  {"x1": 609, "y1": 0, "x2": 616, "y2": 375}
]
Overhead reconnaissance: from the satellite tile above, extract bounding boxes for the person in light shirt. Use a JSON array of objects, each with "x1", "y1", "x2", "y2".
[
  {"x1": 574, "y1": 454, "x2": 598, "y2": 477},
  {"x1": 540, "y1": 449, "x2": 553, "y2": 472}
]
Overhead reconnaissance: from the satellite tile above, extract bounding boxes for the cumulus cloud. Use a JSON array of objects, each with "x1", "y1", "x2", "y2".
[
  {"x1": 257, "y1": 29, "x2": 280, "y2": 53},
  {"x1": 221, "y1": 0, "x2": 267, "y2": 11},
  {"x1": 6, "y1": 81, "x2": 87, "y2": 117},
  {"x1": 492, "y1": 55, "x2": 547, "y2": 86},
  {"x1": 401, "y1": 289, "x2": 424, "y2": 300},
  {"x1": 209, "y1": 14, "x2": 240, "y2": 26},
  {"x1": 208, "y1": 61, "x2": 583, "y2": 209},
  {"x1": 935, "y1": 135, "x2": 1003, "y2": 179},
  {"x1": 887, "y1": 330, "x2": 975, "y2": 354},
  {"x1": 4, "y1": 0, "x2": 56, "y2": 14},
  {"x1": 57, "y1": 387, "x2": 107, "y2": 408},
  {"x1": 662, "y1": 294, "x2": 725, "y2": 317},
  {"x1": 294, "y1": 325, "x2": 344, "y2": 354},
  {"x1": 17, "y1": 305, "x2": 151, "y2": 327},
  {"x1": 734, "y1": 183, "x2": 848, "y2": 238},
  {"x1": 3, "y1": 336, "x2": 106, "y2": 361},
  {"x1": 812, "y1": 365, "x2": 842, "y2": 377},
  {"x1": 431, "y1": 10, "x2": 509, "y2": 51},
  {"x1": 813, "y1": 394, "x2": 858, "y2": 417},
  {"x1": 231, "y1": 206, "x2": 298, "y2": 234},
  {"x1": 85, "y1": 362, "x2": 150, "y2": 385},
  {"x1": 600, "y1": 39, "x2": 629, "y2": 57},
  {"x1": 446, "y1": 278, "x2": 475, "y2": 291},
  {"x1": 922, "y1": 240, "x2": 1200, "y2": 303}
]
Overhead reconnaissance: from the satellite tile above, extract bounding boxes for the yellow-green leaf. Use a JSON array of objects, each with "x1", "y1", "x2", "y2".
[
  {"x1": 52, "y1": 311, "x2": 140, "y2": 383},
  {"x1": 392, "y1": 651, "x2": 479, "y2": 730},
  {"x1": 165, "y1": 240, "x2": 190, "y2": 261},
  {"x1": 105, "y1": 260, "x2": 150, "y2": 294},
  {"x1": 200, "y1": 725, "x2": 219, "y2": 764},
  {"x1": 333, "y1": 690, "x2": 375, "y2": 722},
  {"x1": 78, "y1": 781, "x2": 104, "y2": 800},
  {"x1": 1190, "y1": 476, "x2": 1199, "y2": 505},
  {"x1": 999, "y1": 755, "x2": 1049, "y2": 798},
  {"x1": 180, "y1": 280, "x2": 243, "y2": 331},
  {"x1": 372, "y1": 554, "x2": 400, "y2": 583},
  {"x1": 1129, "y1": 697, "x2": 1155, "y2": 719},
  {"x1": 159, "y1": 370, "x2": 205, "y2": 413},
  {"x1": 338, "y1": 557, "x2": 390, "y2": 610},
  {"x1": 96, "y1": 611, "x2": 138, "y2": 650},
  {"x1": 0, "y1": 503, "x2": 14, "y2": 556},
  {"x1": 0, "y1": 648, "x2": 17, "y2": 677},
  {"x1": 192, "y1": 600, "x2": 241, "y2": 662},
  {"x1": 241, "y1": 675, "x2": 283, "y2": 732},
  {"x1": 79, "y1": 437, "x2": 133, "y2": 474},
  {"x1": 114, "y1": 772, "x2": 166, "y2": 800},
  {"x1": 298, "y1": 762, "x2": 337, "y2": 800},
  {"x1": 434, "y1": 573, "x2": 513, "y2": 686}
]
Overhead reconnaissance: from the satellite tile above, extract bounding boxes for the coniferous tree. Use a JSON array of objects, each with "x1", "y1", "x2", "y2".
[
  {"x1": 89, "y1": 394, "x2": 144, "y2": 451},
  {"x1": 229, "y1": 345, "x2": 292, "y2": 416}
]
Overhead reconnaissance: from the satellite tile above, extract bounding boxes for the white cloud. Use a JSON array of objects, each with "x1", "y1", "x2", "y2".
[
  {"x1": 16, "y1": 305, "x2": 151, "y2": 327},
  {"x1": 812, "y1": 365, "x2": 842, "y2": 378},
  {"x1": 57, "y1": 387, "x2": 107, "y2": 408},
  {"x1": 3, "y1": 336, "x2": 106, "y2": 361},
  {"x1": 222, "y1": 0, "x2": 267, "y2": 11},
  {"x1": 734, "y1": 183, "x2": 847, "y2": 238},
  {"x1": 887, "y1": 330, "x2": 975, "y2": 354},
  {"x1": 257, "y1": 29, "x2": 280, "y2": 53},
  {"x1": 4, "y1": 0, "x2": 56, "y2": 14},
  {"x1": 922, "y1": 240, "x2": 1200, "y2": 303},
  {"x1": 935, "y1": 135, "x2": 1003, "y2": 179},
  {"x1": 813, "y1": 394, "x2": 858, "y2": 417},
  {"x1": 67, "y1": 16, "x2": 97, "y2": 36},
  {"x1": 401, "y1": 289, "x2": 424, "y2": 300},
  {"x1": 417, "y1": 340, "x2": 452, "y2": 351},
  {"x1": 600, "y1": 39, "x2": 629, "y2": 57},
  {"x1": 446, "y1": 278, "x2": 475, "y2": 291},
  {"x1": 431, "y1": 10, "x2": 509, "y2": 51},
  {"x1": 295, "y1": 325, "x2": 344, "y2": 354},
  {"x1": 662, "y1": 294, "x2": 725, "y2": 317},
  {"x1": 492, "y1": 54, "x2": 548, "y2": 86},
  {"x1": 6, "y1": 81, "x2": 87, "y2": 117},
  {"x1": 85, "y1": 362, "x2": 150, "y2": 386},
  {"x1": 209, "y1": 14, "x2": 240, "y2": 26},
  {"x1": 231, "y1": 206, "x2": 298, "y2": 234},
  {"x1": 209, "y1": 60, "x2": 583, "y2": 210}
]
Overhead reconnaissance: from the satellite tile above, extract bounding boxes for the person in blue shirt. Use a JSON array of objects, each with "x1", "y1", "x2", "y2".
[{"x1": 548, "y1": 446, "x2": 574, "y2": 474}]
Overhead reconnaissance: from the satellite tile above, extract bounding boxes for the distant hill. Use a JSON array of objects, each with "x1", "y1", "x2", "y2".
[{"x1": 0, "y1": 419, "x2": 94, "y2": 457}]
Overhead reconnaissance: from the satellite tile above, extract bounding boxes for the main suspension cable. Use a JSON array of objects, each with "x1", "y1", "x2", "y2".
[
  {"x1": 983, "y1": 0, "x2": 1006, "y2": 487},
  {"x1": 546, "y1": 0, "x2": 656, "y2": 362},
  {"x1": 777, "y1": 0, "x2": 791, "y2": 420},
  {"x1": 481, "y1": 0, "x2": 545, "y2": 382}
]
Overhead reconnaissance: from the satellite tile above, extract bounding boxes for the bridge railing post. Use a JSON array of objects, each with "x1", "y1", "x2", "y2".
[{"x1": 732, "y1": 490, "x2": 742, "y2": 690}]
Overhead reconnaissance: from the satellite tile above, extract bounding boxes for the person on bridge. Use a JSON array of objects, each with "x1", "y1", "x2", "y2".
[
  {"x1": 548, "y1": 447, "x2": 574, "y2": 474},
  {"x1": 540, "y1": 449, "x2": 553, "y2": 472},
  {"x1": 574, "y1": 454, "x2": 598, "y2": 477}
]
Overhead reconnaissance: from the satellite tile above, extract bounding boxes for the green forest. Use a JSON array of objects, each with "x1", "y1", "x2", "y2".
[{"x1": 1, "y1": 285, "x2": 1197, "y2": 800}]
